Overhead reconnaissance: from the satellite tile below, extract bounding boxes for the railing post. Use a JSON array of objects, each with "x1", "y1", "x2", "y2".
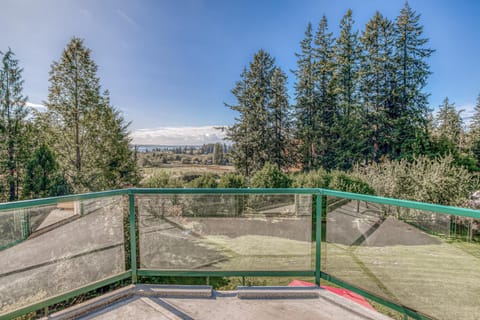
[
  {"x1": 315, "y1": 191, "x2": 322, "y2": 286},
  {"x1": 129, "y1": 192, "x2": 138, "y2": 283}
]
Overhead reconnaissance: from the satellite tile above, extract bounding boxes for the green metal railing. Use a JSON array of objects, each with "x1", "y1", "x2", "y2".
[{"x1": 0, "y1": 188, "x2": 478, "y2": 320}]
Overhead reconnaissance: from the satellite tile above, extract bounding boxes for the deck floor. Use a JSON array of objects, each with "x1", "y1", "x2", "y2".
[{"x1": 46, "y1": 285, "x2": 392, "y2": 320}]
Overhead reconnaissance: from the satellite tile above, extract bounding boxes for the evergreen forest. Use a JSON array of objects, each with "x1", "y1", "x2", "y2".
[
  {"x1": 222, "y1": 3, "x2": 480, "y2": 206},
  {"x1": 0, "y1": 38, "x2": 139, "y2": 202}
]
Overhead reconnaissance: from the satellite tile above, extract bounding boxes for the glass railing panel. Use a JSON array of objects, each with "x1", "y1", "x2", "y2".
[
  {"x1": 137, "y1": 193, "x2": 313, "y2": 271},
  {"x1": 0, "y1": 209, "x2": 24, "y2": 249},
  {"x1": 0, "y1": 196, "x2": 127, "y2": 315},
  {"x1": 323, "y1": 197, "x2": 480, "y2": 320}
]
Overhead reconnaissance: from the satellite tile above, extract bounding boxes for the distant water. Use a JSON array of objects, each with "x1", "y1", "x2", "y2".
[{"x1": 133, "y1": 145, "x2": 202, "y2": 152}]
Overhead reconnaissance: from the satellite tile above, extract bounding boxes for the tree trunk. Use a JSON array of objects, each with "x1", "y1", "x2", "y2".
[{"x1": 8, "y1": 141, "x2": 16, "y2": 201}]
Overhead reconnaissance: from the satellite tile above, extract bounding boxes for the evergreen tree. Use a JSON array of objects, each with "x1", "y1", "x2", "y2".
[
  {"x1": 22, "y1": 144, "x2": 70, "y2": 198},
  {"x1": 333, "y1": 10, "x2": 365, "y2": 169},
  {"x1": 91, "y1": 91, "x2": 139, "y2": 189},
  {"x1": 434, "y1": 97, "x2": 464, "y2": 153},
  {"x1": 469, "y1": 94, "x2": 480, "y2": 163},
  {"x1": 293, "y1": 23, "x2": 317, "y2": 171},
  {"x1": 472, "y1": 139, "x2": 480, "y2": 165},
  {"x1": 394, "y1": 2, "x2": 433, "y2": 158},
  {"x1": 268, "y1": 67, "x2": 292, "y2": 169},
  {"x1": 313, "y1": 15, "x2": 337, "y2": 169},
  {"x1": 469, "y1": 94, "x2": 480, "y2": 141},
  {"x1": 46, "y1": 37, "x2": 138, "y2": 192},
  {"x1": 334, "y1": 9, "x2": 360, "y2": 120},
  {"x1": 359, "y1": 12, "x2": 396, "y2": 162},
  {"x1": 213, "y1": 142, "x2": 224, "y2": 164},
  {"x1": 226, "y1": 50, "x2": 275, "y2": 177},
  {"x1": 46, "y1": 38, "x2": 99, "y2": 190},
  {"x1": 227, "y1": 69, "x2": 255, "y2": 177},
  {"x1": 0, "y1": 49, "x2": 29, "y2": 201}
]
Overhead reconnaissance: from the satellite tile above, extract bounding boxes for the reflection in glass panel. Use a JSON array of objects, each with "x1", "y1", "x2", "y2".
[
  {"x1": 0, "y1": 210, "x2": 24, "y2": 249},
  {"x1": 28, "y1": 202, "x2": 78, "y2": 235},
  {"x1": 137, "y1": 194, "x2": 313, "y2": 271},
  {"x1": 323, "y1": 197, "x2": 480, "y2": 320},
  {"x1": 0, "y1": 196, "x2": 126, "y2": 315}
]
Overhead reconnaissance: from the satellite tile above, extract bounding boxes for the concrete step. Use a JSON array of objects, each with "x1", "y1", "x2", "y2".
[
  {"x1": 136, "y1": 284, "x2": 213, "y2": 298},
  {"x1": 237, "y1": 286, "x2": 319, "y2": 299}
]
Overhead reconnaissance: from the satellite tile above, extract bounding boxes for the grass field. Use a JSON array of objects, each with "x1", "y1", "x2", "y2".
[{"x1": 141, "y1": 164, "x2": 235, "y2": 181}]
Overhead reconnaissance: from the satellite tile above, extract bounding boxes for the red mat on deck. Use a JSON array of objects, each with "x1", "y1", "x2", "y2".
[{"x1": 288, "y1": 280, "x2": 375, "y2": 310}]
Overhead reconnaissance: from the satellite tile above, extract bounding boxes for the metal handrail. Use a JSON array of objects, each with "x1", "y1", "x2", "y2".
[{"x1": 0, "y1": 188, "x2": 478, "y2": 320}]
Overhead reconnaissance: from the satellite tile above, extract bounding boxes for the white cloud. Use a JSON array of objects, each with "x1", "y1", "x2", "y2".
[
  {"x1": 26, "y1": 102, "x2": 47, "y2": 111},
  {"x1": 455, "y1": 104, "x2": 477, "y2": 127},
  {"x1": 459, "y1": 104, "x2": 475, "y2": 118},
  {"x1": 116, "y1": 9, "x2": 140, "y2": 29},
  {"x1": 131, "y1": 125, "x2": 229, "y2": 145}
]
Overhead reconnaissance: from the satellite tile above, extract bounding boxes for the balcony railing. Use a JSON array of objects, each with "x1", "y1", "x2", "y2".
[{"x1": 0, "y1": 188, "x2": 479, "y2": 320}]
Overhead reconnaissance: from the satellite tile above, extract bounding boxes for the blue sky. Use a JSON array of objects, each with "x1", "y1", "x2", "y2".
[{"x1": 1, "y1": 0, "x2": 480, "y2": 144}]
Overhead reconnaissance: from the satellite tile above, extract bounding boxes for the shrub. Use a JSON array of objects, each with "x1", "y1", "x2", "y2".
[
  {"x1": 291, "y1": 168, "x2": 373, "y2": 195},
  {"x1": 291, "y1": 168, "x2": 331, "y2": 188},
  {"x1": 353, "y1": 155, "x2": 480, "y2": 206},
  {"x1": 250, "y1": 162, "x2": 291, "y2": 188},
  {"x1": 142, "y1": 171, "x2": 183, "y2": 188},
  {"x1": 218, "y1": 173, "x2": 246, "y2": 188},
  {"x1": 141, "y1": 158, "x2": 151, "y2": 167},
  {"x1": 188, "y1": 173, "x2": 218, "y2": 188},
  {"x1": 453, "y1": 154, "x2": 480, "y2": 172},
  {"x1": 328, "y1": 171, "x2": 375, "y2": 195}
]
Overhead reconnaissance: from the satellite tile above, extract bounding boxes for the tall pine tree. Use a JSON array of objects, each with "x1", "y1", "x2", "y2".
[
  {"x1": 334, "y1": 9, "x2": 360, "y2": 120},
  {"x1": 294, "y1": 23, "x2": 318, "y2": 171},
  {"x1": 469, "y1": 94, "x2": 480, "y2": 141},
  {"x1": 0, "y1": 49, "x2": 29, "y2": 201},
  {"x1": 333, "y1": 10, "x2": 364, "y2": 169},
  {"x1": 268, "y1": 67, "x2": 292, "y2": 169},
  {"x1": 313, "y1": 15, "x2": 337, "y2": 169},
  {"x1": 470, "y1": 95, "x2": 480, "y2": 163},
  {"x1": 394, "y1": 2, "x2": 434, "y2": 158},
  {"x1": 47, "y1": 37, "x2": 138, "y2": 192},
  {"x1": 434, "y1": 97, "x2": 464, "y2": 154},
  {"x1": 359, "y1": 12, "x2": 396, "y2": 162},
  {"x1": 226, "y1": 50, "x2": 275, "y2": 177},
  {"x1": 91, "y1": 91, "x2": 139, "y2": 189}
]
